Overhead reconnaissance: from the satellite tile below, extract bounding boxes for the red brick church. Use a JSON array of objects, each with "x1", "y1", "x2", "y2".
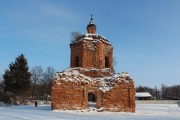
[{"x1": 51, "y1": 16, "x2": 135, "y2": 112}]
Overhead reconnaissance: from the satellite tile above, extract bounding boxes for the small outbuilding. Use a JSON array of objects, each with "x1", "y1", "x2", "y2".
[{"x1": 136, "y1": 92, "x2": 152, "y2": 100}]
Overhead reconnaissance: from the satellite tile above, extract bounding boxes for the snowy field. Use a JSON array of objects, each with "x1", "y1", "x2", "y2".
[{"x1": 0, "y1": 104, "x2": 180, "y2": 120}]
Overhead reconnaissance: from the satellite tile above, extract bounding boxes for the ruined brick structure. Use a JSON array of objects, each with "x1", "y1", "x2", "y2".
[{"x1": 51, "y1": 17, "x2": 136, "y2": 112}]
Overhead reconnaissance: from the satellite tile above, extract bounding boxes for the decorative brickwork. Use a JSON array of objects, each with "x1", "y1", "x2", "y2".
[{"x1": 51, "y1": 17, "x2": 136, "y2": 112}]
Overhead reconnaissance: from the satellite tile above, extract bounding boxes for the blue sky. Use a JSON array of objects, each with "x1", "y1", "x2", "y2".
[{"x1": 0, "y1": 0, "x2": 180, "y2": 88}]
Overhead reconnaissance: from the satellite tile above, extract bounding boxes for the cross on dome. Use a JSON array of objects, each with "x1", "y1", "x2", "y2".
[
  {"x1": 89, "y1": 14, "x2": 94, "y2": 24},
  {"x1": 87, "y1": 14, "x2": 96, "y2": 34}
]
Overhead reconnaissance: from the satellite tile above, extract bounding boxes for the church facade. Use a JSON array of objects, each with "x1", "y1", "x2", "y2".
[{"x1": 51, "y1": 17, "x2": 135, "y2": 112}]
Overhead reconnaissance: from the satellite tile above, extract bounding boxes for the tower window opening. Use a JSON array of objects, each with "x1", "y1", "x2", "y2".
[
  {"x1": 105, "y1": 57, "x2": 109, "y2": 68},
  {"x1": 75, "y1": 57, "x2": 79, "y2": 67}
]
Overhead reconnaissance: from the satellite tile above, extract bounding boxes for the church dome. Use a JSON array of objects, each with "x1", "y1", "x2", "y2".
[{"x1": 87, "y1": 15, "x2": 96, "y2": 34}]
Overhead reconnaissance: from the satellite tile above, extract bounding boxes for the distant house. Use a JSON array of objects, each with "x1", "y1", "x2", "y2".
[{"x1": 136, "y1": 92, "x2": 152, "y2": 100}]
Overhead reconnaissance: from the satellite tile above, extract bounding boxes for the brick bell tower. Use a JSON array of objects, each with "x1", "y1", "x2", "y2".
[{"x1": 70, "y1": 16, "x2": 114, "y2": 72}]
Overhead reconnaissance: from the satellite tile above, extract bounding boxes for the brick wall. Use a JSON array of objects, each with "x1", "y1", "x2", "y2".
[
  {"x1": 51, "y1": 69, "x2": 136, "y2": 112},
  {"x1": 70, "y1": 39, "x2": 113, "y2": 72},
  {"x1": 102, "y1": 81, "x2": 135, "y2": 112},
  {"x1": 51, "y1": 80, "x2": 87, "y2": 110}
]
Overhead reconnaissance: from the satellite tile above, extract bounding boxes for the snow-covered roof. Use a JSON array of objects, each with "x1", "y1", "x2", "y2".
[
  {"x1": 54, "y1": 68, "x2": 133, "y2": 93},
  {"x1": 136, "y1": 92, "x2": 152, "y2": 97},
  {"x1": 70, "y1": 33, "x2": 110, "y2": 45}
]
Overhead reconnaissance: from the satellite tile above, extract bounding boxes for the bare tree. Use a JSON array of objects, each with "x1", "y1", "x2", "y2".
[
  {"x1": 161, "y1": 84, "x2": 167, "y2": 99},
  {"x1": 161, "y1": 84, "x2": 180, "y2": 100},
  {"x1": 0, "y1": 73, "x2": 3, "y2": 92},
  {"x1": 70, "y1": 31, "x2": 82, "y2": 42},
  {"x1": 0, "y1": 80, "x2": 3, "y2": 99},
  {"x1": 30, "y1": 66, "x2": 44, "y2": 100},
  {"x1": 41, "y1": 66, "x2": 55, "y2": 101},
  {"x1": 113, "y1": 57, "x2": 118, "y2": 66},
  {"x1": 113, "y1": 57, "x2": 118, "y2": 73},
  {"x1": 0, "y1": 73, "x2": 2, "y2": 81},
  {"x1": 0, "y1": 72, "x2": 3, "y2": 92}
]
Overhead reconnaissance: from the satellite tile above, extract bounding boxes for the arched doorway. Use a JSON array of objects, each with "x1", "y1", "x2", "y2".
[
  {"x1": 88, "y1": 92, "x2": 96, "y2": 108},
  {"x1": 88, "y1": 93, "x2": 96, "y2": 102}
]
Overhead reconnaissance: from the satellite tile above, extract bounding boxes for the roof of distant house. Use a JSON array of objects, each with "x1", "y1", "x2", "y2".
[{"x1": 136, "y1": 92, "x2": 152, "y2": 97}]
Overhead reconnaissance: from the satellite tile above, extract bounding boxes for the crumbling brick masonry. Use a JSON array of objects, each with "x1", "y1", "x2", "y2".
[{"x1": 51, "y1": 17, "x2": 135, "y2": 112}]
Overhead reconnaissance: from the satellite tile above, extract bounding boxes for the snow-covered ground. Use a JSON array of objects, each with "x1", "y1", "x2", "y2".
[{"x1": 0, "y1": 104, "x2": 180, "y2": 120}]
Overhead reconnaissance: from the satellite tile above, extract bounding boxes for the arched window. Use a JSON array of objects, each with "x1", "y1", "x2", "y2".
[
  {"x1": 105, "y1": 57, "x2": 109, "y2": 68},
  {"x1": 75, "y1": 57, "x2": 79, "y2": 67}
]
